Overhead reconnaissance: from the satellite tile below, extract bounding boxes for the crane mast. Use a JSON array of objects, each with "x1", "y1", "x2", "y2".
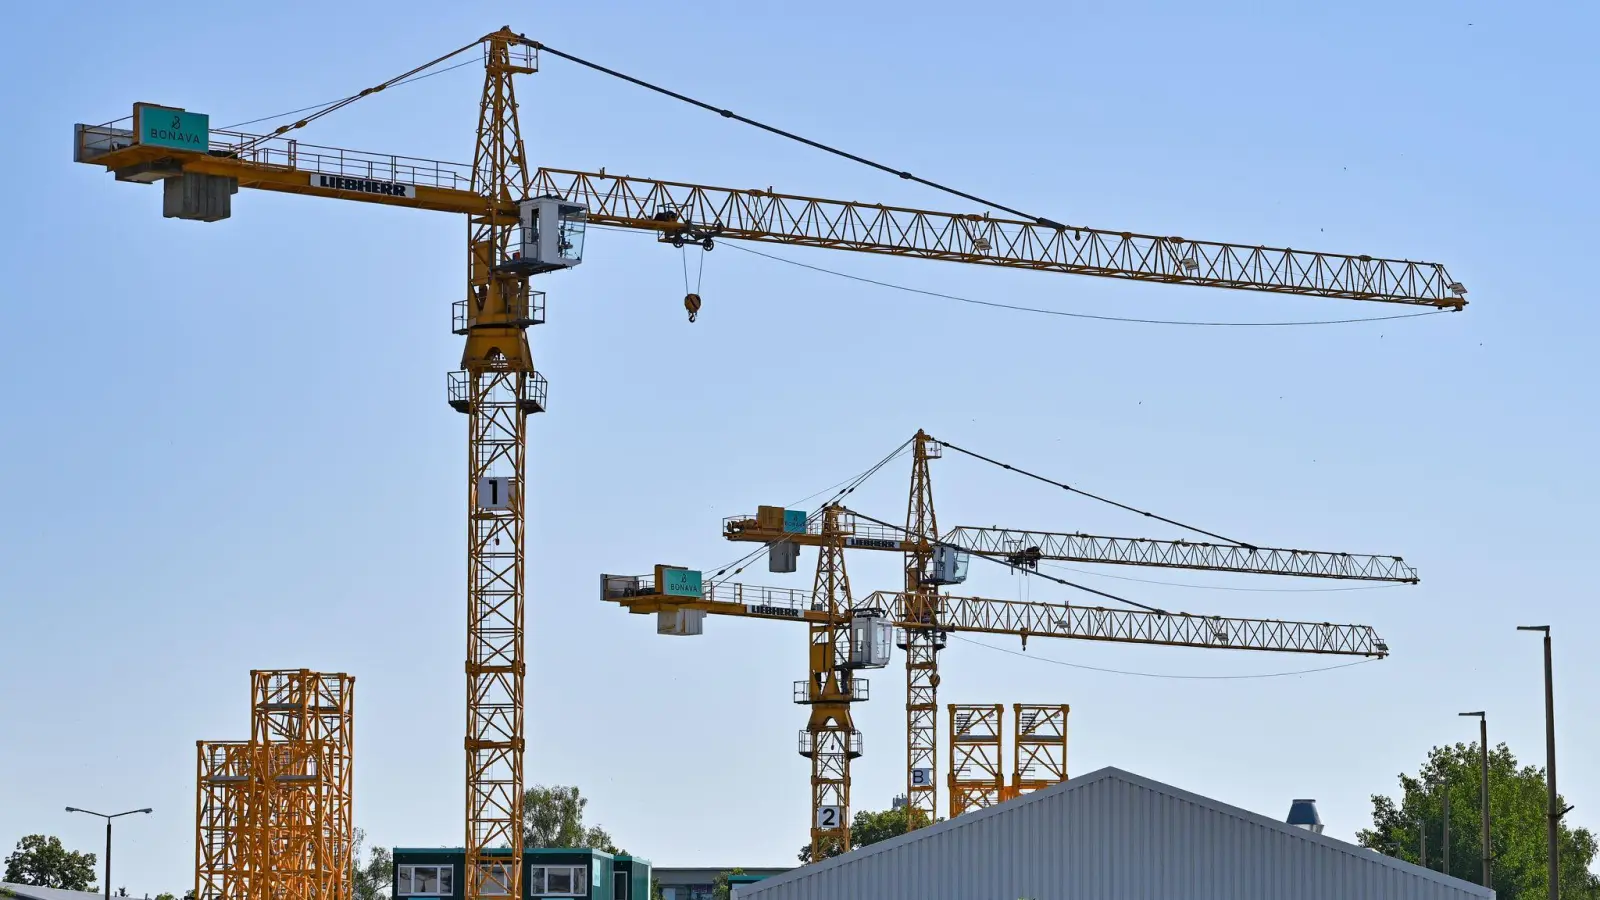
[
  {"x1": 901, "y1": 431, "x2": 943, "y2": 827},
  {"x1": 800, "y1": 508, "x2": 863, "y2": 860},
  {"x1": 457, "y1": 31, "x2": 538, "y2": 900}
]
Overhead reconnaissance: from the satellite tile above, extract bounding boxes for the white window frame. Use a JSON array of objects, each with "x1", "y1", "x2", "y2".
[
  {"x1": 478, "y1": 862, "x2": 513, "y2": 897},
  {"x1": 398, "y1": 864, "x2": 453, "y2": 896},
  {"x1": 528, "y1": 865, "x2": 587, "y2": 897}
]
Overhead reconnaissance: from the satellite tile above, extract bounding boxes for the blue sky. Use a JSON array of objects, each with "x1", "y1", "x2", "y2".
[{"x1": 2, "y1": 0, "x2": 1596, "y2": 892}]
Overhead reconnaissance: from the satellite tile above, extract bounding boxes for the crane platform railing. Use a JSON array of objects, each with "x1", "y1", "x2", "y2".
[
  {"x1": 602, "y1": 572, "x2": 816, "y2": 613},
  {"x1": 76, "y1": 122, "x2": 479, "y2": 192},
  {"x1": 722, "y1": 512, "x2": 906, "y2": 546}
]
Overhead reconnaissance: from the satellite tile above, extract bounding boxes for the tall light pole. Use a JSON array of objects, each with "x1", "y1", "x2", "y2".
[
  {"x1": 1519, "y1": 625, "x2": 1572, "y2": 900},
  {"x1": 65, "y1": 807, "x2": 151, "y2": 900},
  {"x1": 1459, "y1": 712, "x2": 1491, "y2": 890},
  {"x1": 1441, "y1": 777, "x2": 1451, "y2": 877}
]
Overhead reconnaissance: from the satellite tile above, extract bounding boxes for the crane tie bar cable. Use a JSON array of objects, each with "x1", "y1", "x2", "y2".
[
  {"x1": 234, "y1": 38, "x2": 485, "y2": 153},
  {"x1": 526, "y1": 40, "x2": 1067, "y2": 230},
  {"x1": 932, "y1": 438, "x2": 1253, "y2": 548},
  {"x1": 840, "y1": 506, "x2": 1169, "y2": 615}
]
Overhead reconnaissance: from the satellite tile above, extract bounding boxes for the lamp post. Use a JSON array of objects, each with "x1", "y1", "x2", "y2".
[
  {"x1": 65, "y1": 807, "x2": 152, "y2": 900},
  {"x1": 1519, "y1": 625, "x2": 1572, "y2": 900},
  {"x1": 1459, "y1": 712, "x2": 1491, "y2": 890}
]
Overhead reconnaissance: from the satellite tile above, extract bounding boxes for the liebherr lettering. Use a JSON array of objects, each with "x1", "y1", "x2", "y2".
[
  {"x1": 745, "y1": 604, "x2": 803, "y2": 619},
  {"x1": 310, "y1": 173, "x2": 417, "y2": 199}
]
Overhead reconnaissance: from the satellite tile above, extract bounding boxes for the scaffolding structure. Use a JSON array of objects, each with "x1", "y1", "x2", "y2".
[
  {"x1": 1012, "y1": 704, "x2": 1070, "y2": 799},
  {"x1": 946, "y1": 702, "x2": 1070, "y2": 818},
  {"x1": 947, "y1": 704, "x2": 1005, "y2": 818},
  {"x1": 194, "y1": 670, "x2": 355, "y2": 900}
]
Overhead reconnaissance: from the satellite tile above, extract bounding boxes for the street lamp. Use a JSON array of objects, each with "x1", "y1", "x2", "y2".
[
  {"x1": 1519, "y1": 624, "x2": 1573, "y2": 900},
  {"x1": 1459, "y1": 712, "x2": 1491, "y2": 890},
  {"x1": 65, "y1": 807, "x2": 152, "y2": 900}
]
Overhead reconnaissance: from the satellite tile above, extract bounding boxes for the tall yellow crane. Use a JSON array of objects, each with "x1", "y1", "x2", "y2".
[
  {"x1": 719, "y1": 431, "x2": 1418, "y2": 840},
  {"x1": 72, "y1": 27, "x2": 1463, "y2": 899}
]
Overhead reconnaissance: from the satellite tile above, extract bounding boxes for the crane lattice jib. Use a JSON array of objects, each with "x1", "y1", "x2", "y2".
[
  {"x1": 72, "y1": 125, "x2": 1462, "y2": 307},
  {"x1": 865, "y1": 590, "x2": 1386, "y2": 657},
  {"x1": 940, "y1": 526, "x2": 1418, "y2": 582},
  {"x1": 599, "y1": 576, "x2": 1387, "y2": 658}
]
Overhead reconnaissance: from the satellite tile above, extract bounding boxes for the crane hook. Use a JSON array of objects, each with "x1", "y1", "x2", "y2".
[{"x1": 684, "y1": 292, "x2": 702, "y2": 323}]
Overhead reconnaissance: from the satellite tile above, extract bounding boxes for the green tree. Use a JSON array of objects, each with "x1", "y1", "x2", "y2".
[
  {"x1": 349, "y1": 828, "x2": 393, "y2": 900},
  {"x1": 155, "y1": 892, "x2": 177, "y2": 900},
  {"x1": 796, "y1": 805, "x2": 914, "y2": 863},
  {"x1": 1358, "y1": 742, "x2": 1600, "y2": 898},
  {"x1": 711, "y1": 868, "x2": 745, "y2": 900},
  {"x1": 3, "y1": 835, "x2": 98, "y2": 890},
  {"x1": 522, "y1": 785, "x2": 622, "y2": 853}
]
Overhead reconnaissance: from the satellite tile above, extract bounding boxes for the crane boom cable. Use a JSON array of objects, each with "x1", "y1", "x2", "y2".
[
  {"x1": 705, "y1": 439, "x2": 913, "y2": 582},
  {"x1": 233, "y1": 38, "x2": 485, "y2": 153},
  {"x1": 720, "y1": 241, "x2": 1452, "y2": 327},
  {"x1": 526, "y1": 40, "x2": 1065, "y2": 229},
  {"x1": 840, "y1": 506, "x2": 1169, "y2": 614},
  {"x1": 218, "y1": 57, "x2": 482, "y2": 131},
  {"x1": 949, "y1": 634, "x2": 1379, "y2": 680},
  {"x1": 932, "y1": 438, "x2": 1252, "y2": 547}
]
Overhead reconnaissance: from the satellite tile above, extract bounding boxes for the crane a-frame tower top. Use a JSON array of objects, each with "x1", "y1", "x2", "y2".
[{"x1": 73, "y1": 25, "x2": 1465, "y2": 899}]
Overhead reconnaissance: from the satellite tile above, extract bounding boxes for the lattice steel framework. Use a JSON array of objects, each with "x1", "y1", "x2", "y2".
[
  {"x1": 196, "y1": 741, "x2": 257, "y2": 900},
  {"x1": 947, "y1": 704, "x2": 1005, "y2": 817},
  {"x1": 249, "y1": 670, "x2": 355, "y2": 900},
  {"x1": 1012, "y1": 704, "x2": 1069, "y2": 798},
  {"x1": 900, "y1": 430, "x2": 943, "y2": 829},
  {"x1": 941, "y1": 527, "x2": 1418, "y2": 582},
  {"x1": 796, "y1": 507, "x2": 863, "y2": 861},
  {"x1": 457, "y1": 30, "x2": 538, "y2": 900}
]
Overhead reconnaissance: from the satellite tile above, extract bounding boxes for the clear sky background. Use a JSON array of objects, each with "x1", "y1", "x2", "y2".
[{"x1": 2, "y1": 0, "x2": 1596, "y2": 893}]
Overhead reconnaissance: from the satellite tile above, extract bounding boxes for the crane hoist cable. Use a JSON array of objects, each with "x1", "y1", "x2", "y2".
[{"x1": 931, "y1": 437, "x2": 1253, "y2": 547}]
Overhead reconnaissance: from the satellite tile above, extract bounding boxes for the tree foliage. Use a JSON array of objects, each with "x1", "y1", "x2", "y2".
[
  {"x1": 522, "y1": 785, "x2": 622, "y2": 854},
  {"x1": 796, "y1": 805, "x2": 913, "y2": 863},
  {"x1": 1358, "y1": 742, "x2": 1600, "y2": 899},
  {"x1": 3, "y1": 835, "x2": 98, "y2": 890},
  {"x1": 710, "y1": 868, "x2": 745, "y2": 900},
  {"x1": 350, "y1": 828, "x2": 393, "y2": 900}
]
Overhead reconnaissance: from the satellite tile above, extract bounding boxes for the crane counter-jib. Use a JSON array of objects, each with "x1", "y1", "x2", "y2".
[{"x1": 74, "y1": 119, "x2": 1465, "y2": 307}]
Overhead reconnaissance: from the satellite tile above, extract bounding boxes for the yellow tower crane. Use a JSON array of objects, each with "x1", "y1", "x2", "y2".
[
  {"x1": 601, "y1": 552, "x2": 1393, "y2": 856},
  {"x1": 717, "y1": 430, "x2": 1417, "y2": 845},
  {"x1": 72, "y1": 28, "x2": 1463, "y2": 899}
]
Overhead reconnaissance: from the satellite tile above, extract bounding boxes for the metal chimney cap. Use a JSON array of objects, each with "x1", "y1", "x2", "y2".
[{"x1": 1287, "y1": 799, "x2": 1324, "y2": 833}]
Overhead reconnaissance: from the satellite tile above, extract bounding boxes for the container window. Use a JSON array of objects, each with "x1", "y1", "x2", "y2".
[
  {"x1": 529, "y1": 866, "x2": 586, "y2": 897},
  {"x1": 398, "y1": 865, "x2": 451, "y2": 896},
  {"x1": 478, "y1": 863, "x2": 512, "y2": 896}
]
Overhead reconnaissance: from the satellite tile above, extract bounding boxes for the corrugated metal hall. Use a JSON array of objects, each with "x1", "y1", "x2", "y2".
[{"x1": 733, "y1": 767, "x2": 1493, "y2": 900}]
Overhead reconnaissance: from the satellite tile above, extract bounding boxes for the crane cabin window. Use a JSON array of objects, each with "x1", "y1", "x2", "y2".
[{"x1": 397, "y1": 865, "x2": 453, "y2": 896}]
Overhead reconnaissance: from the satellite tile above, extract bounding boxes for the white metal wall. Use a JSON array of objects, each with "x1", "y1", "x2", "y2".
[{"x1": 735, "y1": 769, "x2": 1493, "y2": 900}]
